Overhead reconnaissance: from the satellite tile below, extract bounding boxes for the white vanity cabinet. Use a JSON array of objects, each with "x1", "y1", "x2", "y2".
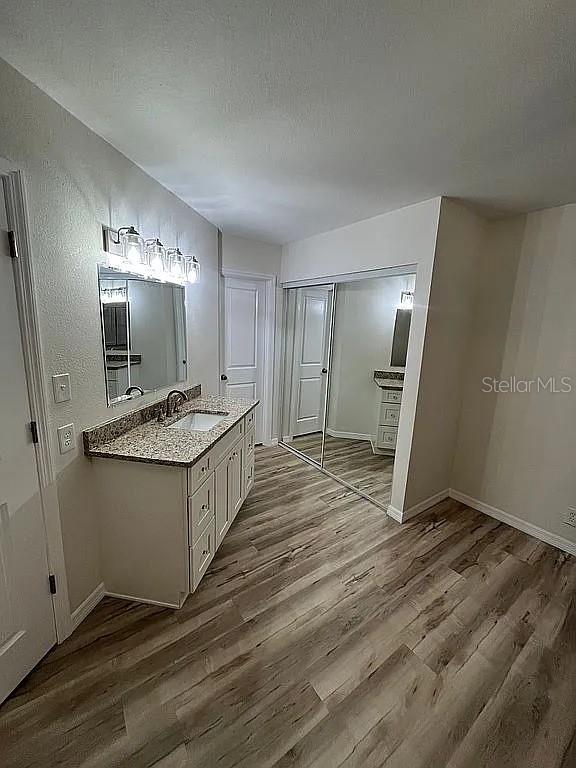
[
  {"x1": 374, "y1": 385, "x2": 403, "y2": 453},
  {"x1": 94, "y1": 408, "x2": 256, "y2": 608}
]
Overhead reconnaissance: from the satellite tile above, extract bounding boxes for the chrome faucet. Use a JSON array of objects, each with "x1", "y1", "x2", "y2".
[{"x1": 165, "y1": 389, "x2": 188, "y2": 418}]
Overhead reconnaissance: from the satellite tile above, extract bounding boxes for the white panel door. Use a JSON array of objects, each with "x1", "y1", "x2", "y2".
[
  {"x1": 222, "y1": 278, "x2": 265, "y2": 443},
  {"x1": 0, "y1": 228, "x2": 56, "y2": 704},
  {"x1": 290, "y1": 287, "x2": 333, "y2": 436}
]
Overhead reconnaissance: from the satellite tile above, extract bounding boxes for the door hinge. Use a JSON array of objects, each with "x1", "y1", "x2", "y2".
[
  {"x1": 8, "y1": 230, "x2": 18, "y2": 259},
  {"x1": 30, "y1": 421, "x2": 39, "y2": 444},
  {"x1": 49, "y1": 574, "x2": 57, "y2": 595}
]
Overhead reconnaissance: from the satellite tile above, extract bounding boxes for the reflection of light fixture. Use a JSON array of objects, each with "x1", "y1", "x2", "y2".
[
  {"x1": 399, "y1": 291, "x2": 414, "y2": 309},
  {"x1": 186, "y1": 255, "x2": 200, "y2": 284},
  {"x1": 167, "y1": 248, "x2": 186, "y2": 280},
  {"x1": 145, "y1": 238, "x2": 166, "y2": 275},
  {"x1": 100, "y1": 286, "x2": 127, "y2": 304}
]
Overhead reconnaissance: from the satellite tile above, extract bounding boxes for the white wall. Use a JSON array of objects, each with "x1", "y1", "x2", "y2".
[
  {"x1": 403, "y1": 200, "x2": 485, "y2": 511},
  {"x1": 281, "y1": 198, "x2": 442, "y2": 512},
  {"x1": 452, "y1": 204, "x2": 576, "y2": 548},
  {"x1": 328, "y1": 275, "x2": 415, "y2": 438},
  {"x1": 0, "y1": 57, "x2": 219, "y2": 612}
]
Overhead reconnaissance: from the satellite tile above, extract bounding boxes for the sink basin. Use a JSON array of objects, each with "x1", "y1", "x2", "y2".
[{"x1": 168, "y1": 411, "x2": 228, "y2": 432}]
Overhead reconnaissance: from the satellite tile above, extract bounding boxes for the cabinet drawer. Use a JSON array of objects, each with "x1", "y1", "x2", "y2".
[
  {"x1": 381, "y1": 388, "x2": 402, "y2": 404},
  {"x1": 188, "y1": 473, "x2": 215, "y2": 544},
  {"x1": 376, "y1": 426, "x2": 398, "y2": 449},
  {"x1": 189, "y1": 453, "x2": 212, "y2": 492},
  {"x1": 244, "y1": 409, "x2": 255, "y2": 432},
  {"x1": 379, "y1": 402, "x2": 401, "y2": 426},
  {"x1": 244, "y1": 455, "x2": 255, "y2": 497},
  {"x1": 244, "y1": 425, "x2": 255, "y2": 459},
  {"x1": 211, "y1": 422, "x2": 243, "y2": 467},
  {"x1": 190, "y1": 514, "x2": 215, "y2": 591}
]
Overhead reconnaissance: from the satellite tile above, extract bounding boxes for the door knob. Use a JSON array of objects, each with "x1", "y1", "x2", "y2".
[
  {"x1": 221, "y1": 374, "x2": 228, "y2": 381},
  {"x1": 321, "y1": 368, "x2": 328, "y2": 374}
]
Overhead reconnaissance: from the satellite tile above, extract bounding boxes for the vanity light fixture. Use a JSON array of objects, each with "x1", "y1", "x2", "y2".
[
  {"x1": 103, "y1": 225, "x2": 199, "y2": 284},
  {"x1": 112, "y1": 226, "x2": 146, "y2": 268},
  {"x1": 399, "y1": 291, "x2": 414, "y2": 310},
  {"x1": 145, "y1": 238, "x2": 167, "y2": 276},
  {"x1": 186, "y1": 255, "x2": 200, "y2": 284},
  {"x1": 167, "y1": 248, "x2": 186, "y2": 280}
]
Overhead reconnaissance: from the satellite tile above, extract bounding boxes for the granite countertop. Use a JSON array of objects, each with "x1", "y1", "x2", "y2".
[
  {"x1": 84, "y1": 394, "x2": 258, "y2": 468},
  {"x1": 373, "y1": 369, "x2": 405, "y2": 389}
]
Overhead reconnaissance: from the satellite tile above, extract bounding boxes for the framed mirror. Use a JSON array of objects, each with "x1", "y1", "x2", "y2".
[{"x1": 98, "y1": 266, "x2": 187, "y2": 405}]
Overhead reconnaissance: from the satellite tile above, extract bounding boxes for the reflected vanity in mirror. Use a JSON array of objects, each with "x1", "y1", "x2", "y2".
[
  {"x1": 279, "y1": 271, "x2": 415, "y2": 510},
  {"x1": 98, "y1": 266, "x2": 187, "y2": 405}
]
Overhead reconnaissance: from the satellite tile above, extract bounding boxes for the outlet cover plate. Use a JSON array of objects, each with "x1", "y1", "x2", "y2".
[
  {"x1": 52, "y1": 373, "x2": 71, "y2": 403},
  {"x1": 57, "y1": 423, "x2": 76, "y2": 454}
]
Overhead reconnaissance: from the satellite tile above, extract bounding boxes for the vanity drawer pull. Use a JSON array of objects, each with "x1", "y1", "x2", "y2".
[
  {"x1": 190, "y1": 515, "x2": 216, "y2": 591},
  {"x1": 382, "y1": 389, "x2": 402, "y2": 403}
]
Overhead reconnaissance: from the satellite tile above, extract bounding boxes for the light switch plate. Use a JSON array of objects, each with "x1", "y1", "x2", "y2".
[
  {"x1": 52, "y1": 373, "x2": 71, "y2": 403},
  {"x1": 57, "y1": 423, "x2": 76, "y2": 454}
]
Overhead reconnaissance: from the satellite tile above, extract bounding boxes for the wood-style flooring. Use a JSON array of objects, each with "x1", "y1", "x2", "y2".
[
  {"x1": 291, "y1": 433, "x2": 394, "y2": 506},
  {"x1": 2, "y1": 444, "x2": 576, "y2": 767}
]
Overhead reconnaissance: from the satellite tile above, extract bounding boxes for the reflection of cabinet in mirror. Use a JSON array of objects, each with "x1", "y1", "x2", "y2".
[{"x1": 94, "y1": 409, "x2": 256, "y2": 607}]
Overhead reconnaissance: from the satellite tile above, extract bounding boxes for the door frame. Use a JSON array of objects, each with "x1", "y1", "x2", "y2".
[
  {"x1": 0, "y1": 159, "x2": 72, "y2": 642},
  {"x1": 220, "y1": 269, "x2": 277, "y2": 445}
]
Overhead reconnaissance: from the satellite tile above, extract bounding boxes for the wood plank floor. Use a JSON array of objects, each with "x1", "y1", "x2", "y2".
[
  {"x1": 2, "y1": 444, "x2": 576, "y2": 767},
  {"x1": 291, "y1": 433, "x2": 395, "y2": 506}
]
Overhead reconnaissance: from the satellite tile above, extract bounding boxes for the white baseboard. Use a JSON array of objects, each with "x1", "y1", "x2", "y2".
[
  {"x1": 105, "y1": 591, "x2": 182, "y2": 609},
  {"x1": 387, "y1": 504, "x2": 403, "y2": 522},
  {"x1": 326, "y1": 428, "x2": 373, "y2": 441},
  {"x1": 449, "y1": 489, "x2": 576, "y2": 557},
  {"x1": 387, "y1": 489, "x2": 450, "y2": 523},
  {"x1": 71, "y1": 581, "x2": 105, "y2": 631},
  {"x1": 263, "y1": 438, "x2": 278, "y2": 447}
]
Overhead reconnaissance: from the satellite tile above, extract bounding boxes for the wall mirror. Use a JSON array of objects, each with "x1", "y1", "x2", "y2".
[
  {"x1": 279, "y1": 270, "x2": 416, "y2": 510},
  {"x1": 98, "y1": 266, "x2": 187, "y2": 405}
]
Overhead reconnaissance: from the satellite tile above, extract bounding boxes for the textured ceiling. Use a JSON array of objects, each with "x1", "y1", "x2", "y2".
[{"x1": 1, "y1": 1, "x2": 575, "y2": 243}]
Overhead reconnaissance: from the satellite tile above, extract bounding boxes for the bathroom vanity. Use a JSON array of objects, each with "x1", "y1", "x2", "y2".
[
  {"x1": 84, "y1": 392, "x2": 257, "y2": 608},
  {"x1": 372, "y1": 370, "x2": 404, "y2": 454}
]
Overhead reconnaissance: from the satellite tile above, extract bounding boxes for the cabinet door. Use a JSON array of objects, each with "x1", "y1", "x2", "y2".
[
  {"x1": 229, "y1": 442, "x2": 244, "y2": 521},
  {"x1": 215, "y1": 458, "x2": 232, "y2": 548}
]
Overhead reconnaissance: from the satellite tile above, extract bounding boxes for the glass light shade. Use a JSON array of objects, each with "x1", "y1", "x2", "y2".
[
  {"x1": 168, "y1": 248, "x2": 186, "y2": 280},
  {"x1": 187, "y1": 255, "x2": 200, "y2": 284},
  {"x1": 145, "y1": 238, "x2": 166, "y2": 274},
  {"x1": 120, "y1": 227, "x2": 146, "y2": 267},
  {"x1": 399, "y1": 291, "x2": 414, "y2": 310}
]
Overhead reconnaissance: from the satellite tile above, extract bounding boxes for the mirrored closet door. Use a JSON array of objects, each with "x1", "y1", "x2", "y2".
[{"x1": 279, "y1": 271, "x2": 416, "y2": 509}]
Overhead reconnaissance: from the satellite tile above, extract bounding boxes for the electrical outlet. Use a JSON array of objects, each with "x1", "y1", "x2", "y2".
[
  {"x1": 57, "y1": 423, "x2": 76, "y2": 454},
  {"x1": 565, "y1": 507, "x2": 576, "y2": 527},
  {"x1": 52, "y1": 373, "x2": 71, "y2": 403}
]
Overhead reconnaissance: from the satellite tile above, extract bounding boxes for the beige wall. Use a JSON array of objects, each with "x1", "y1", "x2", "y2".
[
  {"x1": 0, "y1": 58, "x2": 219, "y2": 612},
  {"x1": 327, "y1": 275, "x2": 416, "y2": 438},
  {"x1": 222, "y1": 234, "x2": 282, "y2": 275},
  {"x1": 452, "y1": 204, "x2": 576, "y2": 546},
  {"x1": 403, "y1": 200, "x2": 485, "y2": 511}
]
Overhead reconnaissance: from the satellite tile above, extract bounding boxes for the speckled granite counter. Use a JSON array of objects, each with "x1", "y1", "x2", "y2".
[
  {"x1": 84, "y1": 393, "x2": 258, "y2": 467},
  {"x1": 373, "y1": 370, "x2": 405, "y2": 389}
]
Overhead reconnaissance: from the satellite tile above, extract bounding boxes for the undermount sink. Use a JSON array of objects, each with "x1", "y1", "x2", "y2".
[{"x1": 168, "y1": 411, "x2": 228, "y2": 432}]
